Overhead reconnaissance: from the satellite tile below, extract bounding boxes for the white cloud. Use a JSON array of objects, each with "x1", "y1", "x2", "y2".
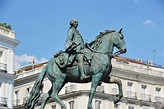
[
  {"x1": 14, "y1": 53, "x2": 48, "y2": 70},
  {"x1": 142, "y1": 19, "x2": 155, "y2": 26}
]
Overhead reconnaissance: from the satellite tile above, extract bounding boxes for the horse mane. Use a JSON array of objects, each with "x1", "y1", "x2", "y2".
[
  {"x1": 88, "y1": 30, "x2": 116, "y2": 50},
  {"x1": 95, "y1": 30, "x2": 116, "y2": 39}
]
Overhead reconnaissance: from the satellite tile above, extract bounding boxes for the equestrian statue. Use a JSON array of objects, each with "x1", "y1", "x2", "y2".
[{"x1": 25, "y1": 19, "x2": 127, "y2": 109}]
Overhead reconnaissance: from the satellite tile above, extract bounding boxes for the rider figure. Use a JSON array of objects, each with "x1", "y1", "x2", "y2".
[{"x1": 65, "y1": 19, "x2": 89, "y2": 80}]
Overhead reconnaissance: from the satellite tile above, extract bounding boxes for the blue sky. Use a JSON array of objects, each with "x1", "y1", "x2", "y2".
[{"x1": 0, "y1": 0, "x2": 164, "y2": 68}]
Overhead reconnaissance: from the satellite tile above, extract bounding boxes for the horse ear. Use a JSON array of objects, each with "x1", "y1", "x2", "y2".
[{"x1": 119, "y1": 28, "x2": 123, "y2": 33}]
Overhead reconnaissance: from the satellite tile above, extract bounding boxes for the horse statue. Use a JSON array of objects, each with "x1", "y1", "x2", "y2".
[{"x1": 25, "y1": 29, "x2": 127, "y2": 109}]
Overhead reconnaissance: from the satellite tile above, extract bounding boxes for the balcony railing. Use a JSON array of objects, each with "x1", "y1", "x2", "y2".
[
  {"x1": 0, "y1": 63, "x2": 7, "y2": 72},
  {"x1": 112, "y1": 88, "x2": 119, "y2": 95},
  {"x1": 65, "y1": 85, "x2": 76, "y2": 94},
  {"x1": 140, "y1": 94, "x2": 151, "y2": 101},
  {"x1": 155, "y1": 96, "x2": 164, "y2": 102},
  {"x1": 126, "y1": 91, "x2": 137, "y2": 99},
  {"x1": 13, "y1": 99, "x2": 20, "y2": 106},
  {"x1": 0, "y1": 97, "x2": 7, "y2": 107},
  {"x1": 96, "y1": 86, "x2": 104, "y2": 93}
]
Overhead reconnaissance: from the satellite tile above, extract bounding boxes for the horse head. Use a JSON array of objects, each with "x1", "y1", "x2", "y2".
[
  {"x1": 87, "y1": 29, "x2": 126, "y2": 56},
  {"x1": 112, "y1": 28, "x2": 127, "y2": 54}
]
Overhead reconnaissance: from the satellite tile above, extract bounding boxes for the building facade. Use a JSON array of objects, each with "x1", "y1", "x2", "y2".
[
  {"x1": 13, "y1": 57, "x2": 164, "y2": 109},
  {"x1": 0, "y1": 25, "x2": 19, "y2": 109}
]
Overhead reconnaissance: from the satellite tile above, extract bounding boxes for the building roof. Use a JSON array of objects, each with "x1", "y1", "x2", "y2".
[
  {"x1": 16, "y1": 62, "x2": 47, "y2": 74},
  {"x1": 114, "y1": 56, "x2": 164, "y2": 69},
  {"x1": 15, "y1": 56, "x2": 163, "y2": 74}
]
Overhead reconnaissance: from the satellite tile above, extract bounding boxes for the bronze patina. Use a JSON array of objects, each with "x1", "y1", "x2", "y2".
[{"x1": 25, "y1": 19, "x2": 127, "y2": 109}]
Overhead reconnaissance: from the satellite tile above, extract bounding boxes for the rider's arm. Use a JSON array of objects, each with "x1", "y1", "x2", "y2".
[{"x1": 65, "y1": 29, "x2": 74, "y2": 49}]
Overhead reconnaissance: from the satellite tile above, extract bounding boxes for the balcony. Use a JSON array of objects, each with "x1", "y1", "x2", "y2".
[
  {"x1": 65, "y1": 85, "x2": 76, "y2": 94},
  {"x1": 155, "y1": 96, "x2": 164, "y2": 102},
  {"x1": 0, "y1": 97, "x2": 7, "y2": 107},
  {"x1": 140, "y1": 93, "x2": 151, "y2": 101},
  {"x1": 96, "y1": 86, "x2": 104, "y2": 93},
  {"x1": 126, "y1": 91, "x2": 137, "y2": 99},
  {"x1": 112, "y1": 88, "x2": 119, "y2": 95},
  {"x1": 0, "y1": 63, "x2": 7, "y2": 72},
  {"x1": 13, "y1": 99, "x2": 20, "y2": 107}
]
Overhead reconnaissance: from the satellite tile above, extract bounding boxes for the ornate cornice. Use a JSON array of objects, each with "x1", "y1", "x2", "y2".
[{"x1": 0, "y1": 34, "x2": 19, "y2": 47}]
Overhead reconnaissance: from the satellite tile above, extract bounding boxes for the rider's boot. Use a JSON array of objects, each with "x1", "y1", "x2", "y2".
[{"x1": 79, "y1": 63, "x2": 89, "y2": 80}]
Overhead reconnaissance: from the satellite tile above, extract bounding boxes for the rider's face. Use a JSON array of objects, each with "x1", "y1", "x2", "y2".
[{"x1": 73, "y1": 21, "x2": 78, "y2": 29}]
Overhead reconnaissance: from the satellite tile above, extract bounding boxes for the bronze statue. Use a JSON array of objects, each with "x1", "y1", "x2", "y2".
[
  {"x1": 65, "y1": 19, "x2": 89, "y2": 80},
  {"x1": 25, "y1": 19, "x2": 127, "y2": 109}
]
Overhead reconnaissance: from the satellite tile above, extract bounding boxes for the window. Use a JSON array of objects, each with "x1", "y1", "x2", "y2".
[
  {"x1": 155, "y1": 87, "x2": 161, "y2": 96},
  {"x1": 69, "y1": 101, "x2": 74, "y2": 109},
  {"x1": 127, "y1": 82, "x2": 136, "y2": 99},
  {"x1": 140, "y1": 85, "x2": 151, "y2": 101},
  {"x1": 14, "y1": 90, "x2": 20, "y2": 106},
  {"x1": 95, "y1": 100, "x2": 101, "y2": 109},
  {"x1": 0, "y1": 48, "x2": 3, "y2": 59},
  {"x1": 141, "y1": 85, "x2": 147, "y2": 94},
  {"x1": 0, "y1": 51, "x2": 2, "y2": 63},
  {"x1": 51, "y1": 105, "x2": 56, "y2": 109},
  {"x1": 15, "y1": 90, "x2": 19, "y2": 100},
  {"x1": 127, "y1": 82, "x2": 133, "y2": 91},
  {"x1": 0, "y1": 47, "x2": 5, "y2": 63},
  {"x1": 26, "y1": 87, "x2": 31, "y2": 96}
]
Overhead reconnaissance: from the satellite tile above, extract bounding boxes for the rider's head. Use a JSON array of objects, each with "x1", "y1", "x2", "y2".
[{"x1": 70, "y1": 19, "x2": 78, "y2": 29}]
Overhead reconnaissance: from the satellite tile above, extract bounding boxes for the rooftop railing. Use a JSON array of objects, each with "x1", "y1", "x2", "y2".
[{"x1": 0, "y1": 26, "x2": 15, "y2": 39}]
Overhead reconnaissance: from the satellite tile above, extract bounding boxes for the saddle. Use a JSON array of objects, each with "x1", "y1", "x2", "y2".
[{"x1": 53, "y1": 48, "x2": 93, "y2": 68}]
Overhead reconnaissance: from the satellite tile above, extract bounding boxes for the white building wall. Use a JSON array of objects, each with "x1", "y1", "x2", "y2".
[
  {"x1": 13, "y1": 57, "x2": 164, "y2": 109},
  {"x1": 0, "y1": 26, "x2": 19, "y2": 109}
]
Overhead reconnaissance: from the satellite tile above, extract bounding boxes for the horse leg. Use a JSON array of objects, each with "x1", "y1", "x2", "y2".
[
  {"x1": 51, "y1": 76, "x2": 66, "y2": 109},
  {"x1": 40, "y1": 88, "x2": 52, "y2": 109},
  {"x1": 87, "y1": 73, "x2": 102, "y2": 109},
  {"x1": 103, "y1": 76, "x2": 123, "y2": 104}
]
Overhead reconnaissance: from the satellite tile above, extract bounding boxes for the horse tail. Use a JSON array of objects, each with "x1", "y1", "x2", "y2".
[{"x1": 25, "y1": 66, "x2": 47, "y2": 109}]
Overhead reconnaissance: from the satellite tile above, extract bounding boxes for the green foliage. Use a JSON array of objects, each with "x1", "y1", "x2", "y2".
[{"x1": 0, "y1": 22, "x2": 12, "y2": 30}]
